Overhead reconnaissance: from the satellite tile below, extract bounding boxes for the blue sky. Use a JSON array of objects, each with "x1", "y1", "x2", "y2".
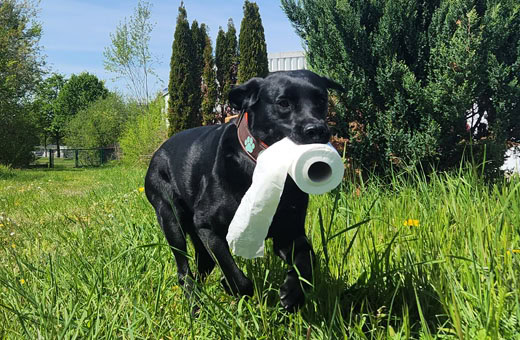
[{"x1": 39, "y1": 0, "x2": 304, "y2": 96}]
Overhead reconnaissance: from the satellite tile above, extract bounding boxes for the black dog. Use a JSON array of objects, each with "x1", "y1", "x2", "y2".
[{"x1": 145, "y1": 70, "x2": 343, "y2": 312}]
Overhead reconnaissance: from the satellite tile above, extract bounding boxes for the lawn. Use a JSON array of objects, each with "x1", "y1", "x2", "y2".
[{"x1": 0, "y1": 164, "x2": 519, "y2": 339}]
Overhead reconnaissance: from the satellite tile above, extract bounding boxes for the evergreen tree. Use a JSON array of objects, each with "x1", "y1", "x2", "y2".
[
  {"x1": 224, "y1": 20, "x2": 239, "y2": 88},
  {"x1": 190, "y1": 20, "x2": 205, "y2": 126},
  {"x1": 237, "y1": 1, "x2": 268, "y2": 84},
  {"x1": 282, "y1": 0, "x2": 520, "y2": 176},
  {"x1": 201, "y1": 31, "x2": 218, "y2": 125},
  {"x1": 215, "y1": 20, "x2": 239, "y2": 122},
  {"x1": 167, "y1": 4, "x2": 198, "y2": 135},
  {"x1": 215, "y1": 27, "x2": 226, "y2": 94}
]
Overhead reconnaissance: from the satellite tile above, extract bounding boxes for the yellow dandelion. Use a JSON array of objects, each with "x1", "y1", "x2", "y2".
[
  {"x1": 19, "y1": 279, "x2": 25, "y2": 284},
  {"x1": 11, "y1": 244, "x2": 16, "y2": 249},
  {"x1": 403, "y1": 219, "x2": 420, "y2": 227},
  {"x1": 512, "y1": 249, "x2": 520, "y2": 254},
  {"x1": 138, "y1": 187, "x2": 145, "y2": 193}
]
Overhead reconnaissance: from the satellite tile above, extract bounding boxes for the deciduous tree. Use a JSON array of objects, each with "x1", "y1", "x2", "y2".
[
  {"x1": 104, "y1": 0, "x2": 157, "y2": 104},
  {"x1": 0, "y1": 0, "x2": 43, "y2": 167},
  {"x1": 32, "y1": 73, "x2": 66, "y2": 151},
  {"x1": 53, "y1": 72, "x2": 109, "y2": 156}
]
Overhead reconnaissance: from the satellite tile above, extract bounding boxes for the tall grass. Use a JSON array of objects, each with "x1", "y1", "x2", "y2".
[{"x1": 0, "y1": 164, "x2": 519, "y2": 338}]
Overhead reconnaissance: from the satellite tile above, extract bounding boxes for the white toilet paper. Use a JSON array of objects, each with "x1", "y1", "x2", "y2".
[{"x1": 226, "y1": 137, "x2": 344, "y2": 259}]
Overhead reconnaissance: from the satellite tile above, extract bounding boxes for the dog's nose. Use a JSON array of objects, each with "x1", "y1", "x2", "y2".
[{"x1": 303, "y1": 124, "x2": 330, "y2": 143}]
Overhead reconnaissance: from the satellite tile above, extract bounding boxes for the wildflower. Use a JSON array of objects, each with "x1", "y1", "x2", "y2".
[
  {"x1": 11, "y1": 244, "x2": 16, "y2": 249},
  {"x1": 403, "y1": 219, "x2": 420, "y2": 227},
  {"x1": 19, "y1": 279, "x2": 25, "y2": 284},
  {"x1": 138, "y1": 187, "x2": 145, "y2": 193},
  {"x1": 507, "y1": 249, "x2": 520, "y2": 255}
]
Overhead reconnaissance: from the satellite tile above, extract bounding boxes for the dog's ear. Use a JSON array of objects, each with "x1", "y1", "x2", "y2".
[
  {"x1": 322, "y1": 76, "x2": 345, "y2": 93},
  {"x1": 229, "y1": 77, "x2": 263, "y2": 110}
]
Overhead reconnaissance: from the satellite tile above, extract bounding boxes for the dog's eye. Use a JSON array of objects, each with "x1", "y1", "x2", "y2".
[{"x1": 277, "y1": 99, "x2": 290, "y2": 108}]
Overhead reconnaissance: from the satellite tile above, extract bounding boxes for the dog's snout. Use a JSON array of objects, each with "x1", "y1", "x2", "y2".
[{"x1": 303, "y1": 124, "x2": 330, "y2": 143}]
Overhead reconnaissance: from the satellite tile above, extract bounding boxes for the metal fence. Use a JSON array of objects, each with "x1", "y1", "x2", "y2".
[{"x1": 47, "y1": 148, "x2": 116, "y2": 168}]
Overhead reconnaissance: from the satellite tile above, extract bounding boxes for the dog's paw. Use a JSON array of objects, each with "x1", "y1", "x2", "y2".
[
  {"x1": 279, "y1": 274, "x2": 305, "y2": 313},
  {"x1": 220, "y1": 276, "x2": 254, "y2": 297}
]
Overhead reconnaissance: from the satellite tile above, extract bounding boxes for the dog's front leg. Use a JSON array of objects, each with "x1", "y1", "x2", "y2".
[
  {"x1": 196, "y1": 228, "x2": 254, "y2": 297},
  {"x1": 274, "y1": 235, "x2": 315, "y2": 312}
]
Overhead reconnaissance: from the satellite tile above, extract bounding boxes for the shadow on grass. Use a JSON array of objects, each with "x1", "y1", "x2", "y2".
[{"x1": 299, "y1": 246, "x2": 447, "y2": 338}]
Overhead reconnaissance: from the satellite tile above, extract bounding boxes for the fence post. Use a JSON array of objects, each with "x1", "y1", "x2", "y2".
[
  {"x1": 75, "y1": 150, "x2": 79, "y2": 168},
  {"x1": 49, "y1": 150, "x2": 54, "y2": 168}
]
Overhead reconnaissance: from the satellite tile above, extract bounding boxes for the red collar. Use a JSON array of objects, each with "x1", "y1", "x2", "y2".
[{"x1": 235, "y1": 112, "x2": 269, "y2": 162}]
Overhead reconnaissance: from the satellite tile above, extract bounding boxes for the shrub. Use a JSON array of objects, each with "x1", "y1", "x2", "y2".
[
  {"x1": 0, "y1": 113, "x2": 39, "y2": 167},
  {"x1": 64, "y1": 93, "x2": 134, "y2": 149},
  {"x1": 119, "y1": 95, "x2": 167, "y2": 166},
  {"x1": 282, "y1": 0, "x2": 520, "y2": 176}
]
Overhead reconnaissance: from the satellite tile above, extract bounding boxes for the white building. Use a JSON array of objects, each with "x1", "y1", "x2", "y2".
[{"x1": 268, "y1": 51, "x2": 307, "y2": 72}]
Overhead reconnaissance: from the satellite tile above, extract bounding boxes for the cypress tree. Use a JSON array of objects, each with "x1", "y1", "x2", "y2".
[
  {"x1": 215, "y1": 26, "x2": 226, "y2": 92},
  {"x1": 190, "y1": 20, "x2": 205, "y2": 127},
  {"x1": 167, "y1": 4, "x2": 197, "y2": 135},
  {"x1": 215, "y1": 20, "x2": 239, "y2": 122},
  {"x1": 224, "y1": 19, "x2": 239, "y2": 88},
  {"x1": 237, "y1": 1, "x2": 268, "y2": 84},
  {"x1": 201, "y1": 31, "x2": 218, "y2": 125}
]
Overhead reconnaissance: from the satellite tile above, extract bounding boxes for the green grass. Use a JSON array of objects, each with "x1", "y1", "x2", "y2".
[{"x1": 0, "y1": 163, "x2": 519, "y2": 339}]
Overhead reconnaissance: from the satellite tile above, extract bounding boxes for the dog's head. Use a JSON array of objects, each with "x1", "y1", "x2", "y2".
[{"x1": 229, "y1": 70, "x2": 344, "y2": 145}]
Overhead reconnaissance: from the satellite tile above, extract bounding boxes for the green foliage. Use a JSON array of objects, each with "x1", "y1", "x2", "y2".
[
  {"x1": 282, "y1": 0, "x2": 520, "y2": 176},
  {"x1": 0, "y1": 114, "x2": 39, "y2": 167},
  {"x1": 0, "y1": 0, "x2": 43, "y2": 167},
  {"x1": 55, "y1": 72, "x2": 109, "y2": 119},
  {"x1": 167, "y1": 5, "x2": 201, "y2": 135},
  {"x1": 31, "y1": 73, "x2": 66, "y2": 147},
  {"x1": 237, "y1": 0, "x2": 269, "y2": 84},
  {"x1": 49, "y1": 72, "x2": 108, "y2": 156},
  {"x1": 215, "y1": 27, "x2": 227, "y2": 95},
  {"x1": 64, "y1": 93, "x2": 134, "y2": 149},
  {"x1": 201, "y1": 30, "x2": 218, "y2": 125},
  {"x1": 190, "y1": 20, "x2": 206, "y2": 126},
  {"x1": 119, "y1": 95, "x2": 167, "y2": 166},
  {"x1": 103, "y1": 0, "x2": 156, "y2": 104},
  {"x1": 215, "y1": 19, "x2": 238, "y2": 121}
]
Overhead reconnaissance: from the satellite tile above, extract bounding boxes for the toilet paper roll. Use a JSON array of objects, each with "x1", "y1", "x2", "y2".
[
  {"x1": 288, "y1": 142, "x2": 345, "y2": 194},
  {"x1": 226, "y1": 137, "x2": 344, "y2": 259}
]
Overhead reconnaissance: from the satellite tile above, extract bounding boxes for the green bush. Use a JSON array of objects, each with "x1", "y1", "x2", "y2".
[
  {"x1": 64, "y1": 93, "x2": 134, "y2": 149},
  {"x1": 119, "y1": 95, "x2": 167, "y2": 166},
  {"x1": 0, "y1": 113, "x2": 39, "y2": 168},
  {"x1": 282, "y1": 0, "x2": 520, "y2": 176}
]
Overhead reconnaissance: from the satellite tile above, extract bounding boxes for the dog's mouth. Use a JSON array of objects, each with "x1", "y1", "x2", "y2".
[{"x1": 290, "y1": 126, "x2": 331, "y2": 145}]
